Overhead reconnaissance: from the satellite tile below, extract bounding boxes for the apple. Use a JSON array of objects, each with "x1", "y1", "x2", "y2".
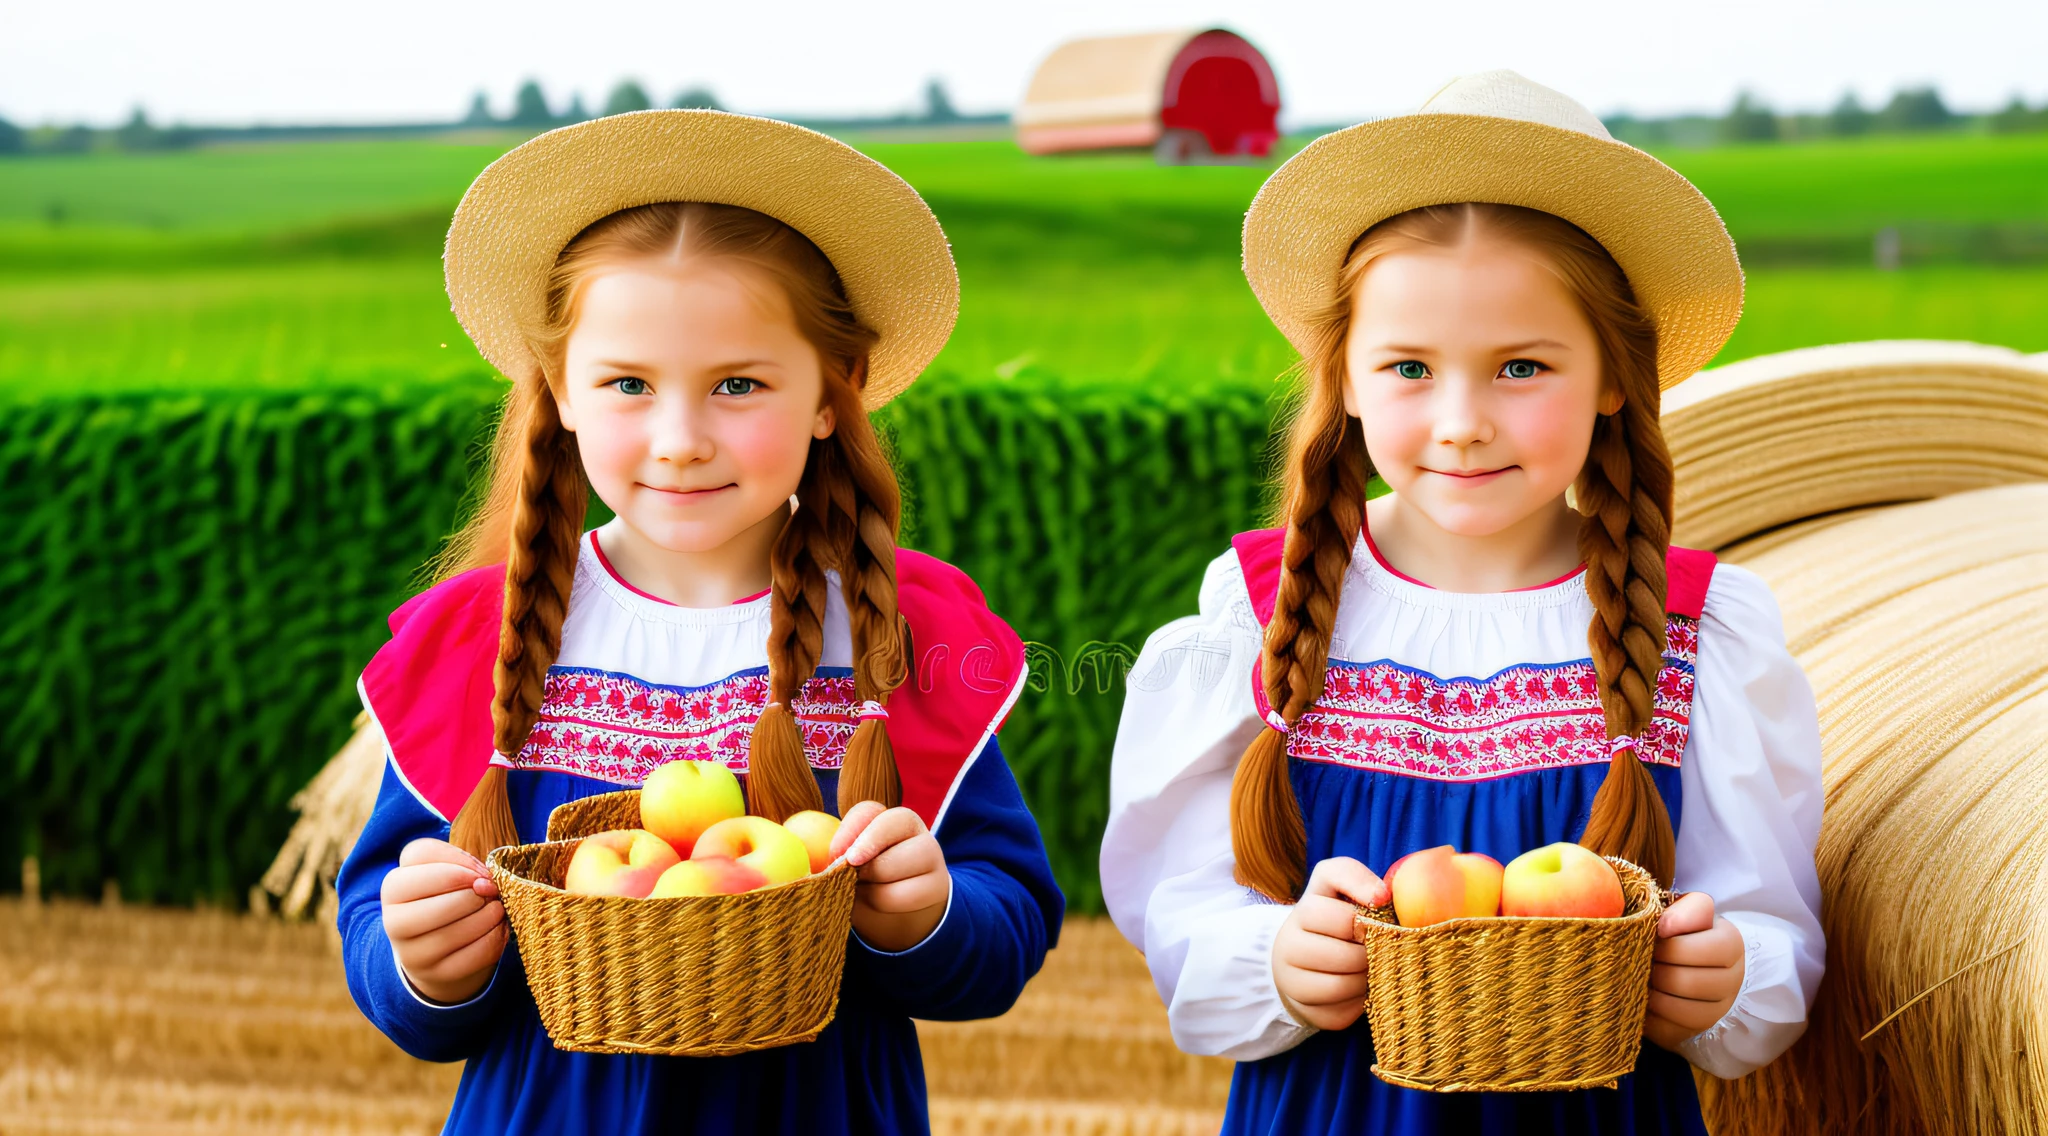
[
  {"x1": 691, "y1": 816, "x2": 810, "y2": 888},
  {"x1": 1501, "y1": 842, "x2": 1625, "y2": 919},
  {"x1": 1388, "y1": 845, "x2": 1504, "y2": 927},
  {"x1": 640, "y1": 760, "x2": 745, "y2": 857},
  {"x1": 650, "y1": 854, "x2": 768, "y2": 898},
  {"x1": 563, "y1": 829, "x2": 681, "y2": 898},
  {"x1": 782, "y1": 810, "x2": 841, "y2": 873}
]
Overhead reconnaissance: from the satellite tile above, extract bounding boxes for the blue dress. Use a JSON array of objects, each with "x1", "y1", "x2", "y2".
[
  {"x1": 1102, "y1": 528, "x2": 1785, "y2": 1136},
  {"x1": 335, "y1": 537, "x2": 1064, "y2": 1135},
  {"x1": 337, "y1": 751, "x2": 1061, "y2": 1135}
]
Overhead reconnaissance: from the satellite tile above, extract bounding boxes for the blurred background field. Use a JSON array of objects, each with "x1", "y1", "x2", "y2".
[{"x1": 5, "y1": 132, "x2": 2047, "y2": 397}]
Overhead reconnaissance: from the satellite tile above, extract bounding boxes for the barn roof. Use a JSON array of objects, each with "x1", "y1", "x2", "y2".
[{"x1": 1015, "y1": 29, "x2": 1207, "y2": 129}]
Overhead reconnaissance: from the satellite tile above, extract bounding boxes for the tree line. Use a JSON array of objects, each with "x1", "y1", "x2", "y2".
[
  {"x1": 1606, "y1": 86, "x2": 2048, "y2": 147},
  {"x1": 0, "y1": 76, "x2": 980, "y2": 156}
]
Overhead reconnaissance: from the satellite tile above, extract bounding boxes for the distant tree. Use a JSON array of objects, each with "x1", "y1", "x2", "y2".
[
  {"x1": 1880, "y1": 87, "x2": 1952, "y2": 132},
  {"x1": 115, "y1": 107, "x2": 160, "y2": 150},
  {"x1": 564, "y1": 93, "x2": 590, "y2": 123},
  {"x1": 49, "y1": 124, "x2": 95, "y2": 153},
  {"x1": 671, "y1": 86, "x2": 722, "y2": 111},
  {"x1": 1988, "y1": 95, "x2": 2046, "y2": 135},
  {"x1": 1720, "y1": 91, "x2": 1778, "y2": 142},
  {"x1": 511, "y1": 80, "x2": 553, "y2": 126},
  {"x1": 0, "y1": 115, "x2": 23, "y2": 156},
  {"x1": 463, "y1": 92, "x2": 495, "y2": 126},
  {"x1": 924, "y1": 78, "x2": 959, "y2": 123},
  {"x1": 604, "y1": 81, "x2": 652, "y2": 117},
  {"x1": 1827, "y1": 92, "x2": 1872, "y2": 136}
]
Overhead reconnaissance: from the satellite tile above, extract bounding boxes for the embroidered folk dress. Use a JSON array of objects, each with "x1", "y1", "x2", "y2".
[
  {"x1": 1101, "y1": 528, "x2": 1825, "y2": 1135},
  {"x1": 334, "y1": 532, "x2": 1064, "y2": 1136}
]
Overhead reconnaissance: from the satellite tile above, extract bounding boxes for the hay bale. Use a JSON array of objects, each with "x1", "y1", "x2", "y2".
[
  {"x1": 1662, "y1": 341, "x2": 2048, "y2": 1135},
  {"x1": 1664, "y1": 340, "x2": 2048, "y2": 550}
]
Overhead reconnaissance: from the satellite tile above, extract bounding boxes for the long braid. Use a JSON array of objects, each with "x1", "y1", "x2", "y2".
[
  {"x1": 448, "y1": 383, "x2": 586, "y2": 861},
  {"x1": 1575, "y1": 393, "x2": 1678, "y2": 885},
  {"x1": 829, "y1": 394, "x2": 908, "y2": 814},
  {"x1": 1230, "y1": 372, "x2": 1370, "y2": 903},
  {"x1": 745, "y1": 457, "x2": 833, "y2": 822}
]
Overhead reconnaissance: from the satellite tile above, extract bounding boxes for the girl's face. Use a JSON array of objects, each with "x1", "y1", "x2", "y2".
[
  {"x1": 1344, "y1": 238, "x2": 1621, "y2": 537},
  {"x1": 555, "y1": 257, "x2": 834, "y2": 555}
]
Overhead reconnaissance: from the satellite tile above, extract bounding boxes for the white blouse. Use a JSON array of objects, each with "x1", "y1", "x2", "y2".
[{"x1": 1100, "y1": 540, "x2": 1825, "y2": 1080}]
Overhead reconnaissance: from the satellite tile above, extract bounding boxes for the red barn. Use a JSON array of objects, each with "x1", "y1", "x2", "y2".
[{"x1": 1016, "y1": 29, "x2": 1282, "y2": 163}]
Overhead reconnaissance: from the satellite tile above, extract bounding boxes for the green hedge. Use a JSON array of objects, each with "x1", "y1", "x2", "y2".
[{"x1": 2, "y1": 373, "x2": 1280, "y2": 912}]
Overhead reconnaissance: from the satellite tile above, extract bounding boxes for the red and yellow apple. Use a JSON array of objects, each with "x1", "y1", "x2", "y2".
[
  {"x1": 1387, "y1": 845, "x2": 1504, "y2": 927},
  {"x1": 691, "y1": 816, "x2": 810, "y2": 888},
  {"x1": 650, "y1": 854, "x2": 768, "y2": 898},
  {"x1": 782, "y1": 810, "x2": 841, "y2": 873},
  {"x1": 1501, "y1": 842, "x2": 1624, "y2": 919},
  {"x1": 563, "y1": 829, "x2": 682, "y2": 898},
  {"x1": 639, "y1": 760, "x2": 744, "y2": 857}
]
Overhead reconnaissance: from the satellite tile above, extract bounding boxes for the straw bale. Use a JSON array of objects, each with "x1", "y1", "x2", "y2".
[
  {"x1": 1693, "y1": 485, "x2": 2048, "y2": 1134},
  {"x1": 1664, "y1": 341, "x2": 2048, "y2": 550}
]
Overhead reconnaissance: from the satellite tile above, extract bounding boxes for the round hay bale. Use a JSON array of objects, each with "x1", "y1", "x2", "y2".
[
  {"x1": 1664, "y1": 341, "x2": 2048, "y2": 1135},
  {"x1": 1664, "y1": 340, "x2": 2048, "y2": 551}
]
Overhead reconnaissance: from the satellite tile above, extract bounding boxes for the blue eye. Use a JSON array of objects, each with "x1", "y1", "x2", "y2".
[
  {"x1": 609, "y1": 376, "x2": 650, "y2": 396},
  {"x1": 714, "y1": 377, "x2": 759, "y2": 396},
  {"x1": 1394, "y1": 361, "x2": 1429, "y2": 380},
  {"x1": 1502, "y1": 360, "x2": 1543, "y2": 379}
]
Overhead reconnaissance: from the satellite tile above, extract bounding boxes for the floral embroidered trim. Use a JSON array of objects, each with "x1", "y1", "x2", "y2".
[
  {"x1": 512, "y1": 665, "x2": 862, "y2": 784},
  {"x1": 1287, "y1": 615, "x2": 1701, "y2": 782}
]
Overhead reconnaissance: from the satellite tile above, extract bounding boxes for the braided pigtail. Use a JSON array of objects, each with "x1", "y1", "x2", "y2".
[
  {"x1": 746, "y1": 473, "x2": 833, "y2": 822},
  {"x1": 1230, "y1": 319, "x2": 1371, "y2": 901},
  {"x1": 824, "y1": 384, "x2": 908, "y2": 815},
  {"x1": 448, "y1": 381, "x2": 588, "y2": 861},
  {"x1": 1574, "y1": 390, "x2": 1678, "y2": 886}
]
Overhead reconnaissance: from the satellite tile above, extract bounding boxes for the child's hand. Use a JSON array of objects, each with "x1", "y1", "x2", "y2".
[
  {"x1": 1644, "y1": 891, "x2": 1746, "y2": 1051},
  {"x1": 381, "y1": 838, "x2": 508, "y2": 1005},
  {"x1": 1271, "y1": 857, "x2": 1391, "y2": 1032},
  {"x1": 832, "y1": 800, "x2": 951, "y2": 953}
]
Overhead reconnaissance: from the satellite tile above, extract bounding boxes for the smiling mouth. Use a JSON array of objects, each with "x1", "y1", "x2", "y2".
[
  {"x1": 643, "y1": 483, "x2": 736, "y2": 500},
  {"x1": 1430, "y1": 466, "x2": 1516, "y2": 481}
]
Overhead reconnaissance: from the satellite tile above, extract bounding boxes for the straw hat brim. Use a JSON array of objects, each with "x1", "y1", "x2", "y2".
[
  {"x1": 444, "y1": 110, "x2": 958, "y2": 410},
  {"x1": 1242, "y1": 115, "x2": 1744, "y2": 389}
]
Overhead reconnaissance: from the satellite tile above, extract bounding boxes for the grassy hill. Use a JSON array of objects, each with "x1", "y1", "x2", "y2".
[{"x1": 5, "y1": 132, "x2": 2046, "y2": 399}]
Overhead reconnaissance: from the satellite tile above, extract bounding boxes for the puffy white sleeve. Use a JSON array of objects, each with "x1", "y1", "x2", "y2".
[
  {"x1": 1671, "y1": 562, "x2": 1827, "y2": 1079},
  {"x1": 1101, "y1": 550, "x2": 1314, "y2": 1061}
]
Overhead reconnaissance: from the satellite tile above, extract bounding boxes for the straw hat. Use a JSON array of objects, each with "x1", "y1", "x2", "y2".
[
  {"x1": 1242, "y1": 70, "x2": 1743, "y2": 388},
  {"x1": 444, "y1": 110, "x2": 958, "y2": 409}
]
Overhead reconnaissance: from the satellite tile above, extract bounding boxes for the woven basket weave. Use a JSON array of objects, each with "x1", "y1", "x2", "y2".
[
  {"x1": 486, "y1": 790, "x2": 858, "y2": 1056},
  {"x1": 1353, "y1": 856, "x2": 1666, "y2": 1092}
]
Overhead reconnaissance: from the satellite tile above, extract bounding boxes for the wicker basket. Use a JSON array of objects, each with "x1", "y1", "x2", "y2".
[
  {"x1": 486, "y1": 790, "x2": 858, "y2": 1057},
  {"x1": 1352, "y1": 856, "x2": 1667, "y2": 1092}
]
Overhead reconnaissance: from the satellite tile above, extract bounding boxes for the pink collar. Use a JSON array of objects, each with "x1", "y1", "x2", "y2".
[
  {"x1": 1360, "y1": 523, "x2": 1586, "y2": 594},
  {"x1": 590, "y1": 532, "x2": 771, "y2": 607}
]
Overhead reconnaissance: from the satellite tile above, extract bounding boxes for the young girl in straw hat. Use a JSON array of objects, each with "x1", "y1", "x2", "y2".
[
  {"x1": 332, "y1": 111, "x2": 1061, "y2": 1133},
  {"x1": 1102, "y1": 71, "x2": 1824, "y2": 1132}
]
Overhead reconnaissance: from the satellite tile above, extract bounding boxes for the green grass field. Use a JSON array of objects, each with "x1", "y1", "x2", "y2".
[{"x1": 4, "y1": 132, "x2": 2046, "y2": 398}]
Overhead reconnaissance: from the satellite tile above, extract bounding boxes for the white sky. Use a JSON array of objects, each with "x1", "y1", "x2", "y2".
[{"x1": 7, "y1": 0, "x2": 2046, "y2": 128}]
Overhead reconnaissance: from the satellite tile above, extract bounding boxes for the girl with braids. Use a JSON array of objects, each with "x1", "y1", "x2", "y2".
[
  {"x1": 332, "y1": 113, "x2": 1061, "y2": 1134},
  {"x1": 1101, "y1": 73, "x2": 1823, "y2": 1134}
]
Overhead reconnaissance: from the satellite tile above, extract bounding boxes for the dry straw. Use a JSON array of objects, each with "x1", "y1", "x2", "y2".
[
  {"x1": 488, "y1": 790, "x2": 858, "y2": 1057},
  {"x1": 1664, "y1": 341, "x2": 2048, "y2": 1135},
  {"x1": 1353, "y1": 858, "x2": 1667, "y2": 1092}
]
